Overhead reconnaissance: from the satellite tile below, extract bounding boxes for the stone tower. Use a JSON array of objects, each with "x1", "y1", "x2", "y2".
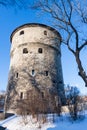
[{"x1": 5, "y1": 23, "x2": 65, "y2": 113}]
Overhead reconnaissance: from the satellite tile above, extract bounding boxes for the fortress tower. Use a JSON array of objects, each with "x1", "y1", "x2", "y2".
[{"x1": 5, "y1": 23, "x2": 65, "y2": 113}]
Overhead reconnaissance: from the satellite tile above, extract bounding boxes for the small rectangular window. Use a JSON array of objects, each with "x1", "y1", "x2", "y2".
[
  {"x1": 59, "y1": 81, "x2": 62, "y2": 84},
  {"x1": 16, "y1": 73, "x2": 18, "y2": 78},
  {"x1": 42, "y1": 92, "x2": 44, "y2": 98},
  {"x1": 45, "y1": 71, "x2": 48, "y2": 76},
  {"x1": 53, "y1": 80, "x2": 56, "y2": 83},
  {"x1": 44, "y1": 30, "x2": 47, "y2": 35},
  {"x1": 9, "y1": 85, "x2": 13, "y2": 90},
  {"x1": 20, "y1": 92, "x2": 23, "y2": 99},
  {"x1": 38, "y1": 48, "x2": 43, "y2": 53},
  {"x1": 32, "y1": 70, "x2": 35, "y2": 76}
]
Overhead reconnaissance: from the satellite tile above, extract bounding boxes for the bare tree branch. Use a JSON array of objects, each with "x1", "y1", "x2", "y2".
[
  {"x1": 79, "y1": 41, "x2": 87, "y2": 51},
  {"x1": 32, "y1": 0, "x2": 87, "y2": 87}
]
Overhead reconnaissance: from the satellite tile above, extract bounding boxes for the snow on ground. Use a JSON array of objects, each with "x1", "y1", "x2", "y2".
[
  {"x1": 0, "y1": 113, "x2": 87, "y2": 130},
  {"x1": 0, "y1": 114, "x2": 54, "y2": 130}
]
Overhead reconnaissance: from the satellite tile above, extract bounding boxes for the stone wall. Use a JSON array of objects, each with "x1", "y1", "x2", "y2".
[{"x1": 5, "y1": 23, "x2": 65, "y2": 113}]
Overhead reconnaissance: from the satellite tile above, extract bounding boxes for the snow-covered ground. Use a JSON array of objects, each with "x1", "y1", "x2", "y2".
[{"x1": 0, "y1": 113, "x2": 87, "y2": 130}]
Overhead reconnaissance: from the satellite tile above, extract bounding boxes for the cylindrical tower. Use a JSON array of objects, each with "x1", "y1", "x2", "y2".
[{"x1": 5, "y1": 23, "x2": 65, "y2": 113}]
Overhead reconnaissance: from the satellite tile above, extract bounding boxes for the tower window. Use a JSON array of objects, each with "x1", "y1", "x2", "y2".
[
  {"x1": 20, "y1": 92, "x2": 23, "y2": 99},
  {"x1": 53, "y1": 80, "x2": 56, "y2": 83},
  {"x1": 9, "y1": 85, "x2": 13, "y2": 90},
  {"x1": 20, "y1": 30, "x2": 24, "y2": 35},
  {"x1": 38, "y1": 48, "x2": 43, "y2": 53},
  {"x1": 45, "y1": 71, "x2": 48, "y2": 76},
  {"x1": 59, "y1": 81, "x2": 62, "y2": 84},
  {"x1": 16, "y1": 72, "x2": 18, "y2": 78},
  {"x1": 32, "y1": 70, "x2": 35, "y2": 76},
  {"x1": 23, "y1": 48, "x2": 28, "y2": 54},
  {"x1": 41, "y1": 92, "x2": 44, "y2": 98},
  {"x1": 44, "y1": 30, "x2": 47, "y2": 35}
]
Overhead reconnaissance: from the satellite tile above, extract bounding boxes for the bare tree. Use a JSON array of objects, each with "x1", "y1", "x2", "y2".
[
  {"x1": 32, "y1": 0, "x2": 87, "y2": 87},
  {"x1": 65, "y1": 85, "x2": 84, "y2": 120}
]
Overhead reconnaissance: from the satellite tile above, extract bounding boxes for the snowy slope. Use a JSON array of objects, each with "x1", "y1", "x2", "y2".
[{"x1": 0, "y1": 113, "x2": 87, "y2": 130}]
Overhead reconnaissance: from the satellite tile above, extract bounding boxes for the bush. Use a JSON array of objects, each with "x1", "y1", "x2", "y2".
[{"x1": 65, "y1": 85, "x2": 84, "y2": 120}]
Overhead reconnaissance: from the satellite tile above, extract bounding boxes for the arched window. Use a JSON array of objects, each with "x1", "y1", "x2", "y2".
[
  {"x1": 23, "y1": 48, "x2": 28, "y2": 54},
  {"x1": 20, "y1": 30, "x2": 24, "y2": 35},
  {"x1": 44, "y1": 30, "x2": 47, "y2": 35},
  {"x1": 38, "y1": 48, "x2": 43, "y2": 53}
]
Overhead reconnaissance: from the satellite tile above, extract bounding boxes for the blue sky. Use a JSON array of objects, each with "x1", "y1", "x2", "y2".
[{"x1": 0, "y1": 5, "x2": 87, "y2": 95}]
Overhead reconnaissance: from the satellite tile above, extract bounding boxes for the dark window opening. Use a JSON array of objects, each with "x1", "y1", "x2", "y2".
[
  {"x1": 32, "y1": 70, "x2": 35, "y2": 76},
  {"x1": 32, "y1": 80, "x2": 35, "y2": 84},
  {"x1": 45, "y1": 71, "x2": 48, "y2": 76},
  {"x1": 23, "y1": 48, "x2": 28, "y2": 54},
  {"x1": 53, "y1": 80, "x2": 56, "y2": 83},
  {"x1": 59, "y1": 81, "x2": 62, "y2": 84},
  {"x1": 20, "y1": 30, "x2": 24, "y2": 35},
  {"x1": 16, "y1": 73, "x2": 18, "y2": 78},
  {"x1": 41, "y1": 92, "x2": 44, "y2": 98},
  {"x1": 44, "y1": 30, "x2": 47, "y2": 35},
  {"x1": 20, "y1": 92, "x2": 23, "y2": 99},
  {"x1": 38, "y1": 48, "x2": 43, "y2": 53},
  {"x1": 9, "y1": 85, "x2": 13, "y2": 90}
]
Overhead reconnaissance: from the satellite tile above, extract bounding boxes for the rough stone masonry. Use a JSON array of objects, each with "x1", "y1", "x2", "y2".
[{"x1": 5, "y1": 23, "x2": 65, "y2": 113}]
